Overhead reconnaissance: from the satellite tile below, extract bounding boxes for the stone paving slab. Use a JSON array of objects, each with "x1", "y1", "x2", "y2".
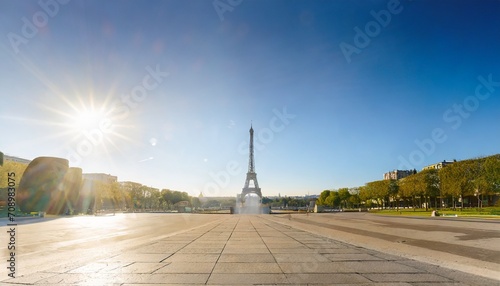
[
  {"x1": 164, "y1": 253, "x2": 219, "y2": 263},
  {"x1": 285, "y1": 273, "x2": 371, "y2": 284},
  {"x1": 133, "y1": 243, "x2": 185, "y2": 254},
  {"x1": 177, "y1": 247, "x2": 225, "y2": 254},
  {"x1": 121, "y1": 273, "x2": 210, "y2": 284},
  {"x1": 41, "y1": 261, "x2": 92, "y2": 274},
  {"x1": 212, "y1": 262, "x2": 282, "y2": 273},
  {"x1": 3, "y1": 215, "x2": 500, "y2": 285},
  {"x1": 34, "y1": 273, "x2": 118, "y2": 284},
  {"x1": 155, "y1": 262, "x2": 215, "y2": 274},
  {"x1": 207, "y1": 273, "x2": 289, "y2": 285},
  {"x1": 363, "y1": 273, "x2": 452, "y2": 283},
  {"x1": 222, "y1": 247, "x2": 271, "y2": 254},
  {"x1": 0, "y1": 272, "x2": 58, "y2": 284},
  {"x1": 67, "y1": 262, "x2": 131, "y2": 273},
  {"x1": 272, "y1": 253, "x2": 332, "y2": 262},
  {"x1": 323, "y1": 253, "x2": 384, "y2": 261},
  {"x1": 109, "y1": 262, "x2": 167, "y2": 274},
  {"x1": 107, "y1": 253, "x2": 173, "y2": 262},
  {"x1": 269, "y1": 247, "x2": 323, "y2": 254},
  {"x1": 218, "y1": 253, "x2": 276, "y2": 263}
]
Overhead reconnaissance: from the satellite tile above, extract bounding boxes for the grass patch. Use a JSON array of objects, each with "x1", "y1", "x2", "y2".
[
  {"x1": 370, "y1": 209, "x2": 432, "y2": 217},
  {"x1": 370, "y1": 207, "x2": 500, "y2": 218}
]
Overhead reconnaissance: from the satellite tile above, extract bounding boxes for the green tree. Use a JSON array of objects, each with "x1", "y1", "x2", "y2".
[
  {"x1": 316, "y1": 190, "x2": 331, "y2": 206},
  {"x1": 121, "y1": 182, "x2": 144, "y2": 210},
  {"x1": 440, "y1": 159, "x2": 478, "y2": 210},
  {"x1": 262, "y1": 197, "x2": 273, "y2": 204},
  {"x1": 399, "y1": 175, "x2": 419, "y2": 209},
  {"x1": 325, "y1": 191, "x2": 340, "y2": 208},
  {"x1": 358, "y1": 186, "x2": 371, "y2": 206},
  {"x1": 214, "y1": 198, "x2": 236, "y2": 208},
  {"x1": 204, "y1": 199, "x2": 221, "y2": 208},
  {"x1": 191, "y1": 197, "x2": 201, "y2": 209},
  {"x1": 401, "y1": 170, "x2": 438, "y2": 211},
  {"x1": 94, "y1": 181, "x2": 116, "y2": 210},
  {"x1": 365, "y1": 180, "x2": 390, "y2": 208},
  {"x1": 413, "y1": 171, "x2": 428, "y2": 210},
  {"x1": 388, "y1": 180, "x2": 399, "y2": 210},
  {"x1": 423, "y1": 169, "x2": 440, "y2": 210},
  {"x1": 483, "y1": 154, "x2": 500, "y2": 194},
  {"x1": 161, "y1": 189, "x2": 174, "y2": 209},
  {"x1": 338, "y1": 188, "x2": 350, "y2": 209},
  {"x1": 348, "y1": 193, "x2": 361, "y2": 208}
]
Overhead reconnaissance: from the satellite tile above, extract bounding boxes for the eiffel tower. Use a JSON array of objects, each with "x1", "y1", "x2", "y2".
[{"x1": 241, "y1": 124, "x2": 262, "y2": 200}]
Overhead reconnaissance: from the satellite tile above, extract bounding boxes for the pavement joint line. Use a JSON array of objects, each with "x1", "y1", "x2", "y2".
[
  {"x1": 158, "y1": 217, "x2": 236, "y2": 264},
  {"x1": 205, "y1": 216, "x2": 240, "y2": 284},
  {"x1": 260, "y1": 216, "x2": 425, "y2": 283},
  {"x1": 25, "y1": 215, "x2": 228, "y2": 281},
  {"x1": 114, "y1": 215, "x2": 226, "y2": 258},
  {"x1": 248, "y1": 217, "x2": 292, "y2": 284},
  {"x1": 4, "y1": 214, "x2": 500, "y2": 285},
  {"x1": 157, "y1": 232, "x2": 203, "y2": 263},
  {"x1": 290, "y1": 215, "x2": 500, "y2": 264},
  {"x1": 261, "y1": 217, "x2": 320, "y2": 249},
  {"x1": 258, "y1": 216, "x2": 345, "y2": 281},
  {"x1": 263, "y1": 214, "x2": 500, "y2": 284}
]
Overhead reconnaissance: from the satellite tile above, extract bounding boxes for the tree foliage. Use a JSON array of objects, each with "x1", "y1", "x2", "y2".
[
  {"x1": 89, "y1": 181, "x2": 196, "y2": 212},
  {"x1": 356, "y1": 154, "x2": 500, "y2": 209},
  {"x1": 316, "y1": 190, "x2": 330, "y2": 206},
  {"x1": 365, "y1": 180, "x2": 390, "y2": 207},
  {"x1": 338, "y1": 188, "x2": 350, "y2": 208},
  {"x1": 265, "y1": 196, "x2": 313, "y2": 208},
  {"x1": 324, "y1": 191, "x2": 339, "y2": 207},
  {"x1": 440, "y1": 158, "x2": 481, "y2": 198}
]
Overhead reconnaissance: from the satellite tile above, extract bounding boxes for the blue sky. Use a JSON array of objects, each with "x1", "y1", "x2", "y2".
[{"x1": 1, "y1": 0, "x2": 499, "y2": 197}]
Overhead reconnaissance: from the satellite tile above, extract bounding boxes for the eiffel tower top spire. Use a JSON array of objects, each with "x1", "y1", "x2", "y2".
[{"x1": 248, "y1": 124, "x2": 255, "y2": 173}]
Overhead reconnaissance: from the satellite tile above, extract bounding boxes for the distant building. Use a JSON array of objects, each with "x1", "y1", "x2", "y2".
[
  {"x1": 3, "y1": 154, "x2": 32, "y2": 165},
  {"x1": 304, "y1": 194, "x2": 319, "y2": 200},
  {"x1": 383, "y1": 170, "x2": 413, "y2": 180},
  {"x1": 422, "y1": 160, "x2": 455, "y2": 171}
]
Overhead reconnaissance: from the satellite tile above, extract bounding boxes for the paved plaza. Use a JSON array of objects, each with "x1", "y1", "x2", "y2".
[{"x1": 2, "y1": 214, "x2": 499, "y2": 285}]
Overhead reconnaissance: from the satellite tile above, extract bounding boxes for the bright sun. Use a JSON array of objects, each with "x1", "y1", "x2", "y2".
[
  {"x1": 73, "y1": 109, "x2": 106, "y2": 131},
  {"x1": 32, "y1": 89, "x2": 139, "y2": 160}
]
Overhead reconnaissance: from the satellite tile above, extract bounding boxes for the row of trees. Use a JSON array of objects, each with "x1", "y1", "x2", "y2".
[
  {"x1": 317, "y1": 154, "x2": 500, "y2": 210},
  {"x1": 316, "y1": 188, "x2": 361, "y2": 209},
  {"x1": 262, "y1": 196, "x2": 316, "y2": 209},
  {"x1": 199, "y1": 197, "x2": 237, "y2": 209},
  {"x1": 94, "y1": 181, "x2": 197, "y2": 212}
]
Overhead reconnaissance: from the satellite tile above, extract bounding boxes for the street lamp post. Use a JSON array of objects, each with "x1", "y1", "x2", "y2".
[{"x1": 474, "y1": 189, "x2": 481, "y2": 210}]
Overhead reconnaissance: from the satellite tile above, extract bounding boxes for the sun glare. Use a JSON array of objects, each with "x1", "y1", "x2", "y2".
[
  {"x1": 5, "y1": 44, "x2": 145, "y2": 169},
  {"x1": 73, "y1": 109, "x2": 106, "y2": 131}
]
